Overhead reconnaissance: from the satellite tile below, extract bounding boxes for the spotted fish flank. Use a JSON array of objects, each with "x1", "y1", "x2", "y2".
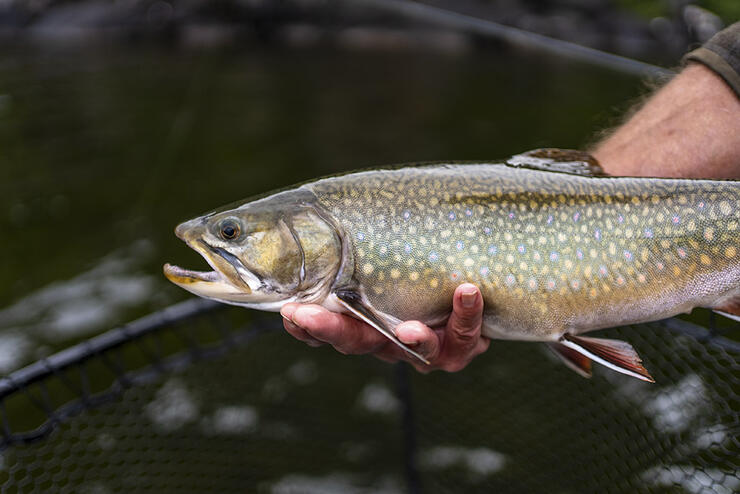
[{"x1": 165, "y1": 149, "x2": 740, "y2": 383}]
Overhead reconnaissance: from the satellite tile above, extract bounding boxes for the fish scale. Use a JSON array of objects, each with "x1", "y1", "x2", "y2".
[
  {"x1": 165, "y1": 149, "x2": 740, "y2": 382},
  {"x1": 310, "y1": 162, "x2": 740, "y2": 341}
]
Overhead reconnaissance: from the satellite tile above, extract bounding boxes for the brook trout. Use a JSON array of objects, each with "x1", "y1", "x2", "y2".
[{"x1": 164, "y1": 149, "x2": 740, "y2": 382}]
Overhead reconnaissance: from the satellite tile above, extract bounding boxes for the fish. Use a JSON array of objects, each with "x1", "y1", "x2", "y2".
[{"x1": 164, "y1": 149, "x2": 740, "y2": 382}]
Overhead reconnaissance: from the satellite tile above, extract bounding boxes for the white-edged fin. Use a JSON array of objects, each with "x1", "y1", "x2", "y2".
[
  {"x1": 334, "y1": 290, "x2": 430, "y2": 365},
  {"x1": 559, "y1": 334, "x2": 655, "y2": 383},
  {"x1": 546, "y1": 342, "x2": 592, "y2": 378},
  {"x1": 714, "y1": 310, "x2": 740, "y2": 323}
]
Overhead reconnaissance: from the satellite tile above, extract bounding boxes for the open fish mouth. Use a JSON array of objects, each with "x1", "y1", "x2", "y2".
[
  {"x1": 164, "y1": 240, "x2": 258, "y2": 299},
  {"x1": 162, "y1": 263, "x2": 222, "y2": 284}
]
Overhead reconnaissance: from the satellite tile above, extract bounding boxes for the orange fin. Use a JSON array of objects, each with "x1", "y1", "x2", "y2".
[
  {"x1": 546, "y1": 342, "x2": 592, "y2": 378},
  {"x1": 713, "y1": 296, "x2": 740, "y2": 322},
  {"x1": 560, "y1": 334, "x2": 655, "y2": 383}
]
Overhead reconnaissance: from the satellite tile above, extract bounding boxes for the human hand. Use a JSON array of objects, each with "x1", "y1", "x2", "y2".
[{"x1": 279, "y1": 283, "x2": 489, "y2": 372}]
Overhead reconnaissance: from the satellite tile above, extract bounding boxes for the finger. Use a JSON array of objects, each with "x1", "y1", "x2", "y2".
[
  {"x1": 395, "y1": 321, "x2": 441, "y2": 362},
  {"x1": 438, "y1": 284, "x2": 485, "y2": 368},
  {"x1": 281, "y1": 303, "x2": 388, "y2": 354},
  {"x1": 281, "y1": 312, "x2": 324, "y2": 347},
  {"x1": 448, "y1": 283, "x2": 484, "y2": 344}
]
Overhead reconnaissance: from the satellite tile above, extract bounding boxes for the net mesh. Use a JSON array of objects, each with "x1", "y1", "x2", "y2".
[{"x1": 0, "y1": 299, "x2": 737, "y2": 493}]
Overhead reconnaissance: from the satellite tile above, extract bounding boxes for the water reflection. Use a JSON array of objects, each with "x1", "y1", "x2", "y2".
[
  {"x1": 420, "y1": 445, "x2": 506, "y2": 478},
  {"x1": 642, "y1": 465, "x2": 740, "y2": 494},
  {"x1": 145, "y1": 377, "x2": 199, "y2": 433},
  {"x1": 0, "y1": 240, "x2": 155, "y2": 372},
  {"x1": 270, "y1": 472, "x2": 402, "y2": 494}
]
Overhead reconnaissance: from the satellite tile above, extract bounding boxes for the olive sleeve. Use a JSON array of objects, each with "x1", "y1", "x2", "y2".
[{"x1": 683, "y1": 21, "x2": 740, "y2": 97}]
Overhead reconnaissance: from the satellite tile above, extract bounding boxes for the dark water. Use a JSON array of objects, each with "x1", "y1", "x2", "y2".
[
  {"x1": 1, "y1": 44, "x2": 738, "y2": 494},
  {"x1": 0, "y1": 44, "x2": 641, "y2": 374}
]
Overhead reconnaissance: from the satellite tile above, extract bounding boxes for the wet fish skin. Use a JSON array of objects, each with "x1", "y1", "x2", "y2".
[
  {"x1": 309, "y1": 158, "x2": 740, "y2": 342},
  {"x1": 165, "y1": 149, "x2": 740, "y2": 381}
]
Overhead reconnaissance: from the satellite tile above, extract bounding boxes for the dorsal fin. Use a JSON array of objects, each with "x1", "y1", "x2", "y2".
[{"x1": 506, "y1": 148, "x2": 606, "y2": 177}]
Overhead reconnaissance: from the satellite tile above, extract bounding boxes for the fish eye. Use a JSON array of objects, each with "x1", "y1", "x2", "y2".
[{"x1": 219, "y1": 219, "x2": 240, "y2": 240}]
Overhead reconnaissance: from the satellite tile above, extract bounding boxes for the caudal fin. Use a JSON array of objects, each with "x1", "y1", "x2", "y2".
[{"x1": 559, "y1": 334, "x2": 655, "y2": 383}]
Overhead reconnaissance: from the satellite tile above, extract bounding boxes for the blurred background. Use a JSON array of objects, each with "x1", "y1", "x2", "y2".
[
  {"x1": 1, "y1": 0, "x2": 737, "y2": 374},
  {"x1": 0, "y1": 1, "x2": 738, "y2": 492}
]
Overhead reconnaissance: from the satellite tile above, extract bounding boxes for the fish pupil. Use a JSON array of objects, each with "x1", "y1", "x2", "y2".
[{"x1": 221, "y1": 223, "x2": 238, "y2": 240}]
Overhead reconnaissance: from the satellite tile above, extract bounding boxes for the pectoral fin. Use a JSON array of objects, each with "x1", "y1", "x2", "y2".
[
  {"x1": 559, "y1": 334, "x2": 654, "y2": 383},
  {"x1": 334, "y1": 289, "x2": 430, "y2": 365},
  {"x1": 546, "y1": 342, "x2": 592, "y2": 378}
]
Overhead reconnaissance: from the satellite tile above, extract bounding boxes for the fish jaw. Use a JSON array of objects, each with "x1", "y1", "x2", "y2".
[{"x1": 163, "y1": 263, "x2": 252, "y2": 300}]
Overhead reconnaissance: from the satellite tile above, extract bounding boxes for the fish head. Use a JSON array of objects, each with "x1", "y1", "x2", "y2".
[{"x1": 164, "y1": 190, "x2": 344, "y2": 310}]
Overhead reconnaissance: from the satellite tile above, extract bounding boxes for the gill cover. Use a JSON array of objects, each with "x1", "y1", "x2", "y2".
[{"x1": 165, "y1": 189, "x2": 345, "y2": 309}]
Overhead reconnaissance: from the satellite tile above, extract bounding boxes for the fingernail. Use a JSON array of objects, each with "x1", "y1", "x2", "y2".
[
  {"x1": 293, "y1": 306, "x2": 324, "y2": 324},
  {"x1": 280, "y1": 305, "x2": 296, "y2": 320},
  {"x1": 397, "y1": 324, "x2": 425, "y2": 345},
  {"x1": 461, "y1": 288, "x2": 477, "y2": 308}
]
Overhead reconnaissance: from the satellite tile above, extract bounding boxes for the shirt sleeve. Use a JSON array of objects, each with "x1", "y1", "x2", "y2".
[{"x1": 683, "y1": 21, "x2": 740, "y2": 97}]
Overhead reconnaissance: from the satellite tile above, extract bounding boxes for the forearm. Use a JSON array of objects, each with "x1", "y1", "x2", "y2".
[{"x1": 592, "y1": 63, "x2": 740, "y2": 179}]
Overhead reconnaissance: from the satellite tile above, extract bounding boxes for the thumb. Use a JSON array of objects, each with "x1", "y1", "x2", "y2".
[{"x1": 447, "y1": 284, "x2": 484, "y2": 347}]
